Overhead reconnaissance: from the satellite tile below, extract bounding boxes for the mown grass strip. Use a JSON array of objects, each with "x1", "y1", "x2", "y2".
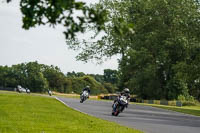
[
  {"x1": 0, "y1": 92, "x2": 142, "y2": 133},
  {"x1": 133, "y1": 102, "x2": 200, "y2": 116}
]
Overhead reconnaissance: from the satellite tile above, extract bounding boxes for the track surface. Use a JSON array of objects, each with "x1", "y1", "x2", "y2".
[{"x1": 57, "y1": 97, "x2": 200, "y2": 133}]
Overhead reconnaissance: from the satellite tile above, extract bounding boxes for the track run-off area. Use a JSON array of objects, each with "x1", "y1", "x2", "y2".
[{"x1": 57, "y1": 97, "x2": 200, "y2": 133}]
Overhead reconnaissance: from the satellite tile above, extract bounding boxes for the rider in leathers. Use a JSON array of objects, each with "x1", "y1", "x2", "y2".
[
  {"x1": 113, "y1": 88, "x2": 130, "y2": 111},
  {"x1": 81, "y1": 86, "x2": 91, "y2": 98}
]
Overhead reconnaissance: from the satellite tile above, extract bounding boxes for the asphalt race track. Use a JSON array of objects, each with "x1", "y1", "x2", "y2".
[{"x1": 57, "y1": 97, "x2": 200, "y2": 133}]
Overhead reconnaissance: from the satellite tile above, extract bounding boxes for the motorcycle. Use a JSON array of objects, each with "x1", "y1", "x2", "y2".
[
  {"x1": 48, "y1": 90, "x2": 52, "y2": 96},
  {"x1": 80, "y1": 91, "x2": 89, "y2": 103},
  {"x1": 112, "y1": 95, "x2": 128, "y2": 116}
]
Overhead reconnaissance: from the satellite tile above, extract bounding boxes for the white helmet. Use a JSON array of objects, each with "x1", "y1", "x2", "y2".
[
  {"x1": 124, "y1": 88, "x2": 130, "y2": 93},
  {"x1": 86, "y1": 86, "x2": 90, "y2": 89},
  {"x1": 17, "y1": 85, "x2": 22, "y2": 88}
]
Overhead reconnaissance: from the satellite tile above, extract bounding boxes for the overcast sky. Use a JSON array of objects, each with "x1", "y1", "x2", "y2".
[{"x1": 0, "y1": 0, "x2": 118, "y2": 74}]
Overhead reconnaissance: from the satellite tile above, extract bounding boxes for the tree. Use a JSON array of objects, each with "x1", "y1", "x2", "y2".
[
  {"x1": 11, "y1": 63, "x2": 28, "y2": 88},
  {"x1": 6, "y1": 0, "x2": 108, "y2": 39},
  {"x1": 0, "y1": 66, "x2": 17, "y2": 87},
  {"x1": 122, "y1": 0, "x2": 200, "y2": 100},
  {"x1": 42, "y1": 65, "x2": 65, "y2": 92},
  {"x1": 89, "y1": 74, "x2": 104, "y2": 84},
  {"x1": 74, "y1": 0, "x2": 200, "y2": 100},
  {"x1": 66, "y1": 71, "x2": 76, "y2": 78},
  {"x1": 80, "y1": 75, "x2": 108, "y2": 94},
  {"x1": 103, "y1": 69, "x2": 119, "y2": 85},
  {"x1": 72, "y1": 0, "x2": 133, "y2": 62},
  {"x1": 63, "y1": 78, "x2": 73, "y2": 93},
  {"x1": 103, "y1": 82, "x2": 117, "y2": 93},
  {"x1": 25, "y1": 62, "x2": 49, "y2": 92}
]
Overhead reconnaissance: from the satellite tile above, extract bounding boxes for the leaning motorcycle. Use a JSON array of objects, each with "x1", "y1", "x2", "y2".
[
  {"x1": 112, "y1": 95, "x2": 128, "y2": 116},
  {"x1": 80, "y1": 91, "x2": 89, "y2": 103},
  {"x1": 48, "y1": 90, "x2": 52, "y2": 96}
]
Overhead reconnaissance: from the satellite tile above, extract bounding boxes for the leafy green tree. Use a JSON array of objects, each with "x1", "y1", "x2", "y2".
[
  {"x1": 0, "y1": 66, "x2": 17, "y2": 87},
  {"x1": 76, "y1": 72, "x2": 85, "y2": 77},
  {"x1": 25, "y1": 62, "x2": 49, "y2": 92},
  {"x1": 103, "y1": 82, "x2": 117, "y2": 93},
  {"x1": 66, "y1": 71, "x2": 85, "y2": 78},
  {"x1": 66, "y1": 71, "x2": 77, "y2": 78},
  {"x1": 63, "y1": 78, "x2": 73, "y2": 93},
  {"x1": 7, "y1": 0, "x2": 108, "y2": 39},
  {"x1": 74, "y1": 0, "x2": 200, "y2": 100},
  {"x1": 4, "y1": 67, "x2": 18, "y2": 88},
  {"x1": 42, "y1": 65, "x2": 65, "y2": 92},
  {"x1": 72, "y1": 0, "x2": 133, "y2": 62},
  {"x1": 103, "y1": 69, "x2": 119, "y2": 85},
  {"x1": 89, "y1": 74, "x2": 104, "y2": 84},
  {"x1": 0, "y1": 66, "x2": 8, "y2": 87},
  {"x1": 122, "y1": 0, "x2": 200, "y2": 100},
  {"x1": 11, "y1": 63, "x2": 28, "y2": 87}
]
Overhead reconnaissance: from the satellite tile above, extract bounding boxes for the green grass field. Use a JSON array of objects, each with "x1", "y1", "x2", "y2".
[
  {"x1": 0, "y1": 91, "x2": 142, "y2": 133},
  {"x1": 133, "y1": 102, "x2": 200, "y2": 116}
]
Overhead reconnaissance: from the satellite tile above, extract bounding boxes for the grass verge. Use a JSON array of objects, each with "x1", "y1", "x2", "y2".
[
  {"x1": 0, "y1": 91, "x2": 142, "y2": 133},
  {"x1": 133, "y1": 102, "x2": 200, "y2": 116}
]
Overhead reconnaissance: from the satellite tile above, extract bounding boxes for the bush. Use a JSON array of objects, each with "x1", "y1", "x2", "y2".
[
  {"x1": 64, "y1": 76, "x2": 108, "y2": 95},
  {"x1": 103, "y1": 82, "x2": 117, "y2": 93},
  {"x1": 182, "y1": 101, "x2": 197, "y2": 106},
  {"x1": 177, "y1": 95, "x2": 186, "y2": 101},
  {"x1": 81, "y1": 76, "x2": 108, "y2": 95},
  {"x1": 178, "y1": 94, "x2": 197, "y2": 106}
]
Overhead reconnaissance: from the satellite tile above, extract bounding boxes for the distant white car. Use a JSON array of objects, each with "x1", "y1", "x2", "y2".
[{"x1": 17, "y1": 85, "x2": 30, "y2": 94}]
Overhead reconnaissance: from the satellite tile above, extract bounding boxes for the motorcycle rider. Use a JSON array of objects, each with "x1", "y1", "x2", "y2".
[
  {"x1": 113, "y1": 88, "x2": 130, "y2": 111},
  {"x1": 81, "y1": 85, "x2": 91, "y2": 98},
  {"x1": 48, "y1": 89, "x2": 52, "y2": 96},
  {"x1": 120, "y1": 88, "x2": 130, "y2": 100}
]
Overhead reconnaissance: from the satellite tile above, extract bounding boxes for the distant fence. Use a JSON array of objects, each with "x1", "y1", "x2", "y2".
[
  {"x1": 0, "y1": 87, "x2": 16, "y2": 91},
  {"x1": 99, "y1": 95, "x2": 182, "y2": 107}
]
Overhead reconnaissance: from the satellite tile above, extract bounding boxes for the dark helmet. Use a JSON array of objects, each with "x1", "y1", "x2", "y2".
[{"x1": 123, "y1": 88, "x2": 130, "y2": 93}]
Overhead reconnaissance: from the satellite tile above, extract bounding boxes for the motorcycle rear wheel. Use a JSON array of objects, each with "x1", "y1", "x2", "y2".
[{"x1": 112, "y1": 111, "x2": 119, "y2": 116}]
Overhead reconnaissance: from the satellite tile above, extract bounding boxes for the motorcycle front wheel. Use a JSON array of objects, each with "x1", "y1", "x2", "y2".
[
  {"x1": 80, "y1": 96, "x2": 85, "y2": 103},
  {"x1": 112, "y1": 104, "x2": 120, "y2": 116}
]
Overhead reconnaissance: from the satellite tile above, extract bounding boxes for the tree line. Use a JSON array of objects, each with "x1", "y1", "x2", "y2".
[{"x1": 0, "y1": 62, "x2": 118, "y2": 95}]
